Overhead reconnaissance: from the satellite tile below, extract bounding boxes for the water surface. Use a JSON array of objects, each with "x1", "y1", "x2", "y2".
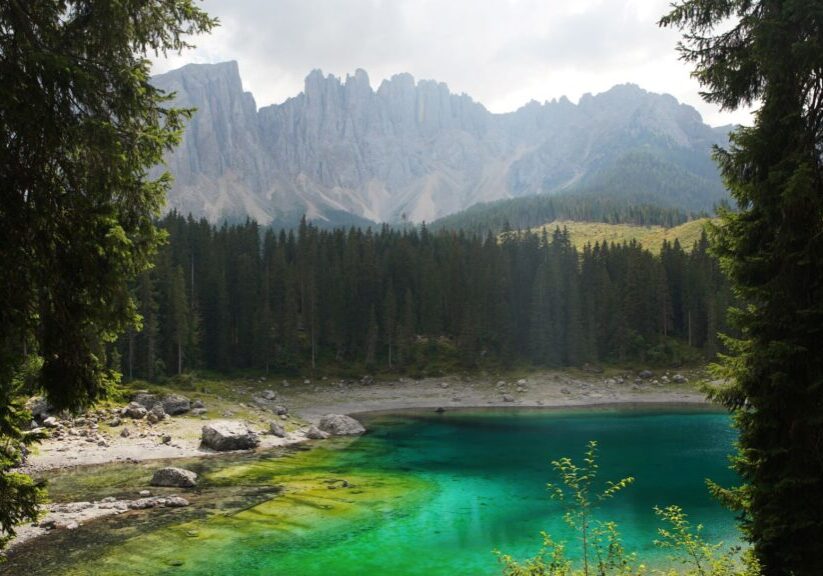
[{"x1": 7, "y1": 407, "x2": 739, "y2": 575}]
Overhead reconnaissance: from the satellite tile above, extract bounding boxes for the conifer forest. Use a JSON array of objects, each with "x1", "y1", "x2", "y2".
[{"x1": 123, "y1": 212, "x2": 731, "y2": 380}]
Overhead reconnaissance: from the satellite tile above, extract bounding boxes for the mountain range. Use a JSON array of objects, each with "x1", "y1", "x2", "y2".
[{"x1": 151, "y1": 61, "x2": 731, "y2": 225}]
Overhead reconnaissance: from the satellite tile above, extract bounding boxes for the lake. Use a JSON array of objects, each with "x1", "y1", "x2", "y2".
[{"x1": 6, "y1": 407, "x2": 740, "y2": 575}]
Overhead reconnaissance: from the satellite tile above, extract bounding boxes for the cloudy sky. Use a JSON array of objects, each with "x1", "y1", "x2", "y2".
[{"x1": 153, "y1": 0, "x2": 752, "y2": 127}]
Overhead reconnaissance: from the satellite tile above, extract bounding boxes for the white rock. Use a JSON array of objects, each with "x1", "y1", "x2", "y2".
[
  {"x1": 201, "y1": 420, "x2": 260, "y2": 451},
  {"x1": 318, "y1": 414, "x2": 366, "y2": 436},
  {"x1": 150, "y1": 467, "x2": 198, "y2": 488}
]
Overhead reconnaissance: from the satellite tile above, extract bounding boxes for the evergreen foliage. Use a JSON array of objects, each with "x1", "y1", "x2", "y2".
[
  {"x1": 431, "y1": 192, "x2": 699, "y2": 234},
  {"x1": 0, "y1": 0, "x2": 214, "y2": 547},
  {"x1": 121, "y1": 213, "x2": 732, "y2": 378},
  {"x1": 661, "y1": 2, "x2": 823, "y2": 574}
]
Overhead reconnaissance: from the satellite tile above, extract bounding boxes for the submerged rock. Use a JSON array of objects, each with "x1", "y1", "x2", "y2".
[
  {"x1": 305, "y1": 426, "x2": 330, "y2": 440},
  {"x1": 201, "y1": 420, "x2": 260, "y2": 451},
  {"x1": 318, "y1": 414, "x2": 366, "y2": 436},
  {"x1": 150, "y1": 467, "x2": 198, "y2": 488},
  {"x1": 165, "y1": 496, "x2": 190, "y2": 508}
]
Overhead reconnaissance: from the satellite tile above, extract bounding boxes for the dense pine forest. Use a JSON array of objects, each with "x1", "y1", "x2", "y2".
[
  {"x1": 429, "y1": 190, "x2": 703, "y2": 234},
  {"x1": 118, "y1": 212, "x2": 731, "y2": 380}
]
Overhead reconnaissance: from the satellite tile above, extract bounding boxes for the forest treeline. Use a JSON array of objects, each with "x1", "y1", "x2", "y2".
[
  {"x1": 430, "y1": 191, "x2": 704, "y2": 234},
  {"x1": 117, "y1": 212, "x2": 731, "y2": 380}
]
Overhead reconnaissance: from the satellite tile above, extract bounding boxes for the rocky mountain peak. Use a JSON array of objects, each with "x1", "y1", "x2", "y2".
[{"x1": 153, "y1": 62, "x2": 729, "y2": 225}]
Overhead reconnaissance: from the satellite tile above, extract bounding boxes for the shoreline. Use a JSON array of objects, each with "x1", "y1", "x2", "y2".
[
  {"x1": 23, "y1": 370, "x2": 712, "y2": 473},
  {"x1": 350, "y1": 398, "x2": 719, "y2": 420},
  {"x1": 9, "y1": 368, "x2": 715, "y2": 553}
]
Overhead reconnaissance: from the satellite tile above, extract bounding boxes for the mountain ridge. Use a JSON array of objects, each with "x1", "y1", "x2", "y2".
[{"x1": 152, "y1": 61, "x2": 730, "y2": 225}]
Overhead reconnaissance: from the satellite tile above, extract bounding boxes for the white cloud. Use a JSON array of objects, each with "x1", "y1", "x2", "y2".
[{"x1": 153, "y1": 0, "x2": 753, "y2": 127}]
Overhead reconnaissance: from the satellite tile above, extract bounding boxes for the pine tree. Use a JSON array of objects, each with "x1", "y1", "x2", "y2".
[
  {"x1": 662, "y1": 2, "x2": 823, "y2": 573},
  {"x1": 383, "y1": 284, "x2": 397, "y2": 369}
]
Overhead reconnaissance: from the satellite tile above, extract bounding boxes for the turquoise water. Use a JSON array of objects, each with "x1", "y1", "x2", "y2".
[
  {"x1": 263, "y1": 409, "x2": 740, "y2": 575},
  {"x1": 8, "y1": 408, "x2": 740, "y2": 576}
]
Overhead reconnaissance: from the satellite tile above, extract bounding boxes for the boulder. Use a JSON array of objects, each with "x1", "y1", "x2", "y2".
[
  {"x1": 150, "y1": 403, "x2": 167, "y2": 419},
  {"x1": 638, "y1": 370, "x2": 654, "y2": 380},
  {"x1": 133, "y1": 393, "x2": 160, "y2": 409},
  {"x1": 672, "y1": 374, "x2": 688, "y2": 384},
  {"x1": 162, "y1": 394, "x2": 191, "y2": 415},
  {"x1": 269, "y1": 422, "x2": 286, "y2": 438},
  {"x1": 122, "y1": 402, "x2": 147, "y2": 419},
  {"x1": 120, "y1": 427, "x2": 131, "y2": 438},
  {"x1": 191, "y1": 399, "x2": 205, "y2": 409},
  {"x1": 305, "y1": 426, "x2": 330, "y2": 440},
  {"x1": 150, "y1": 467, "x2": 198, "y2": 488},
  {"x1": 318, "y1": 414, "x2": 366, "y2": 436},
  {"x1": 26, "y1": 396, "x2": 52, "y2": 420},
  {"x1": 201, "y1": 420, "x2": 260, "y2": 451},
  {"x1": 502, "y1": 394, "x2": 515, "y2": 402},
  {"x1": 274, "y1": 405, "x2": 288, "y2": 416},
  {"x1": 42, "y1": 416, "x2": 60, "y2": 428},
  {"x1": 261, "y1": 390, "x2": 276, "y2": 400}
]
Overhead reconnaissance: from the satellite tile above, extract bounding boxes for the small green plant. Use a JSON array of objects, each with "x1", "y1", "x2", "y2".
[
  {"x1": 497, "y1": 442, "x2": 761, "y2": 576},
  {"x1": 547, "y1": 441, "x2": 637, "y2": 576},
  {"x1": 653, "y1": 505, "x2": 761, "y2": 576},
  {"x1": 498, "y1": 440, "x2": 642, "y2": 576}
]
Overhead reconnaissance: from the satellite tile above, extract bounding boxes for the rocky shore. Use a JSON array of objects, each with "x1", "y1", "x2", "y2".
[{"x1": 9, "y1": 367, "x2": 710, "y2": 552}]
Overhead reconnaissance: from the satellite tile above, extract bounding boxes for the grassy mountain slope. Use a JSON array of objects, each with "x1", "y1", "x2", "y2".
[{"x1": 528, "y1": 218, "x2": 713, "y2": 253}]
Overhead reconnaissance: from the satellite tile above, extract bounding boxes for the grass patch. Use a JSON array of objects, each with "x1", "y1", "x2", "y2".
[{"x1": 529, "y1": 218, "x2": 714, "y2": 253}]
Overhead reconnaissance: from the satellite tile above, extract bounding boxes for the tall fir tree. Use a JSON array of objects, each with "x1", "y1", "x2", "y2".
[{"x1": 662, "y1": 2, "x2": 823, "y2": 574}]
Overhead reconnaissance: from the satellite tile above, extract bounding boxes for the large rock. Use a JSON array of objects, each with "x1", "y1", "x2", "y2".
[
  {"x1": 122, "y1": 402, "x2": 147, "y2": 419},
  {"x1": 150, "y1": 403, "x2": 167, "y2": 418},
  {"x1": 269, "y1": 422, "x2": 286, "y2": 438},
  {"x1": 162, "y1": 394, "x2": 191, "y2": 415},
  {"x1": 318, "y1": 414, "x2": 366, "y2": 436},
  {"x1": 150, "y1": 467, "x2": 198, "y2": 488},
  {"x1": 201, "y1": 420, "x2": 260, "y2": 451},
  {"x1": 26, "y1": 396, "x2": 52, "y2": 420},
  {"x1": 133, "y1": 392, "x2": 160, "y2": 409}
]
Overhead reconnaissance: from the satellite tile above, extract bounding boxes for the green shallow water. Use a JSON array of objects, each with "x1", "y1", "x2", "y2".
[{"x1": 6, "y1": 407, "x2": 740, "y2": 576}]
